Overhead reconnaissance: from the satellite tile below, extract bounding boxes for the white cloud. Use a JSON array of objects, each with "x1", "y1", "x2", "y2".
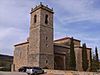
[
  {"x1": 0, "y1": 0, "x2": 37, "y2": 55},
  {"x1": 51, "y1": 0, "x2": 91, "y2": 13},
  {"x1": 62, "y1": 11, "x2": 100, "y2": 24},
  {"x1": 0, "y1": 27, "x2": 28, "y2": 55},
  {"x1": 51, "y1": 0, "x2": 100, "y2": 23}
]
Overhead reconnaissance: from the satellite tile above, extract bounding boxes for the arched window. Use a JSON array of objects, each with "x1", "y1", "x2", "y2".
[
  {"x1": 46, "y1": 60, "x2": 48, "y2": 64},
  {"x1": 34, "y1": 15, "x2": 37, "y2": 23},
  {"x1": 45, "y1": 14, "x2": 48, "y2": 24}
]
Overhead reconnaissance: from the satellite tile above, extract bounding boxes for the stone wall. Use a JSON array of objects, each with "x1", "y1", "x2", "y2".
[
  {"x1": 29, "y1": 4, "x2": 54, "y2": 69},
  {"x1": 74, "y1": 47, "x2": 91, "y2": 71},
  {"x1": 45, "y1": 69, "x2": 100, "y2": 75},
  {"x1": 54, "y1": 45, "x2": 70, "y2": 70},
  {"x1": 13, "y1": 42, "x2": 29, "y2": 71},
  {"x1": 74, "y1": 47, "x2": 83, "y2": 71}
]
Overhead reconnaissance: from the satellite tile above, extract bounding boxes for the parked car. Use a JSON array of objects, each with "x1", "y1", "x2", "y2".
[
  {"x1": 18, "y1": 66, "x2": 31, "y2": 72},
  {"x1": 26, "y1": 67, "x2": 44, "y2": 75}
]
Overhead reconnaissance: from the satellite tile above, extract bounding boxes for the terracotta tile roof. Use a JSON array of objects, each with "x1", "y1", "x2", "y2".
[
  {"x1": 79, "y1": 46, "x2": 91, "y2": 50},
  {"x1": 74, "y1": 46, "x2": 91, "y2": 50},
  {"x1": 14, "y1": 41, "x2": 29, "y2": 46},
  {"x1": 54, "y1": 36, "x2": 80, "y2": 42},
  {"x1": 54, "y1": 43, "x2": 70, "y2": 49}
]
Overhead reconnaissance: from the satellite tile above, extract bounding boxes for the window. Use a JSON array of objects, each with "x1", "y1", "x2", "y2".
[
  {"x1": 45, "y1": 14, "x2": 48, "y2": 24},
  {"x1": 34, "y1": 15, "x2": 37, "y2": 23},
  {"x1": 46, "y1": 37, "x2": 48, "y2": 40},
  {"x1": 46, "y1": 43, "x2": 48, "y2": 47},
  {"x1": 46, "y1": 60, "x2": 48, "y2": 64}
]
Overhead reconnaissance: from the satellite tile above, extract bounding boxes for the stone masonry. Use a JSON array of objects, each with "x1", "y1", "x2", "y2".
[
  {"x1": 13, "y1": 3, "x2": 91, "y2": 71},
  {"x1": 28, "y1": 3, "x2": 54, "y2": 69}
]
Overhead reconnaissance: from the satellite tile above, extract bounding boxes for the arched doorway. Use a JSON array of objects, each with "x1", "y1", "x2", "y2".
[{"x1": 54, "y1": 54, "x2": 65, "y2": 70}]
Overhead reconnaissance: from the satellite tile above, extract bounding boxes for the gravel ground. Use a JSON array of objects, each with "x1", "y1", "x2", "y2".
[{"x1": 0, "y1": 71, "x2": 27, "y2": 75}]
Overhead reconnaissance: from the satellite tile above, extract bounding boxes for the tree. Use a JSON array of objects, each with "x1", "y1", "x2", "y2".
[
  {"x1": 82, "y1": 43, "x2": 89, "y2": 71},
  {"x1": 89, "y1": 47, "x2": 99, "y2": 72},
  {"x1": 95, "y1": 47, "x2": 99, "y2": 62},
  {"x1": 91, "y1": 53, "x2": 99, "y2": 72},
  {"x1": 95, "y1": 47, "x2": 99, "y2": 69},
  {"x1": 89, "y1": 49, "x2": 92, "y2": 71},
  {"x1": 69, "y1": 37, "x2": 76, "y2": 70}
]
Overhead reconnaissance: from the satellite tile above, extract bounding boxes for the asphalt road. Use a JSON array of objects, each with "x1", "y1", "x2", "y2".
[{"x1": 0, "y1": 71, "x2": 27, "y2": 75}]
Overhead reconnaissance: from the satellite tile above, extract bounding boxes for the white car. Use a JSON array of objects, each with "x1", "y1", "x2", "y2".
[
  {"x1": 26, "y1": 69, "x2": 33, "y2": 75},
  {"x1": 26, "y1": 67, "x2": 44, "y2": 75}
]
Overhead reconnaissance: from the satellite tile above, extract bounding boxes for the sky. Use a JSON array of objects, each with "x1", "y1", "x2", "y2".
[{"x1": 0, "y1": 0, "x2": 100, "y2": 56}]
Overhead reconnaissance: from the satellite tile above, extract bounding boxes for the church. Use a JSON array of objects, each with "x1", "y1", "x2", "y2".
[{"x1": 13, "y1": 3, "x2": 91, "y2": 71}]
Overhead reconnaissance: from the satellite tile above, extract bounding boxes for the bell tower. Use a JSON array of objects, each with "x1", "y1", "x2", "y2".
[{"x1": 28, "y1": 3, "x2": 54, "y2": 69}]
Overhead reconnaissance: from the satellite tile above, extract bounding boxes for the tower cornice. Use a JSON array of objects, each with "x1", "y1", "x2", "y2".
[{"x1": 30, "y1": 2, "x2": 54, "y2": 14}]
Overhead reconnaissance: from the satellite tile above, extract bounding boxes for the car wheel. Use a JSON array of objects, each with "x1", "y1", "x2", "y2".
[
  {"x1": 42, "y1": 71, "x2": 44, "y2": 74},
  {"x1": 31, "y1": 73, "x2": 36, "y2": 75},
  {"x1": 34, "y1": 72, "x2": 37, "y2": 75},
  {"x1": 27, "y1": 73, "x2": 31, "y2": 75}
]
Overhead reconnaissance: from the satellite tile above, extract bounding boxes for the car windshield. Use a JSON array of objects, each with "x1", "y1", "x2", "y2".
[
  {"x1": 22, "y1": 67, "x2": 31, "y2": 69},
  {"x1": 33, "y1": 67, "x2": 42, "y2": 70}
]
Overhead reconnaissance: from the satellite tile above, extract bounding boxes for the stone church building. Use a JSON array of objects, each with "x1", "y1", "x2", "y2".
[{"x1": 13, "y1": 3, "x2": 91, "y2": 71}]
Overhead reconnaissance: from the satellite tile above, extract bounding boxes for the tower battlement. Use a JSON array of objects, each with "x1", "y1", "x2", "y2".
[{"x1": 30, "y1": 2, "x2": 54, "y2": 14}]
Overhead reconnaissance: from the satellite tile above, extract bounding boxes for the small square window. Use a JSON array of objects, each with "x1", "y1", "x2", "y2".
[{"x1": 46, "y1": 44, "x2": 48, "y2": 47}]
